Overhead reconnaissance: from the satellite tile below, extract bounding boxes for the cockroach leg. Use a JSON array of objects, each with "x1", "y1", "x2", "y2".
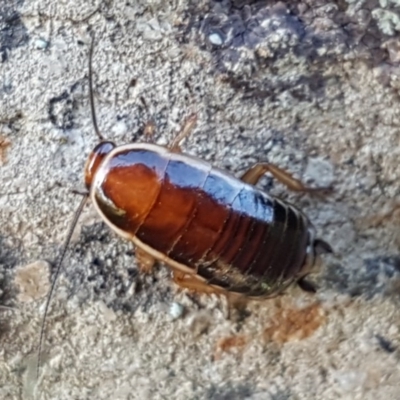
[
  {"x1": 314, "y1": 239, "x2": 333, "y2": 255},
  {"x1": 169, "y1": 114, "x2": 198, "y2": 153},
  {"x1": 297, "y1": 277, "x2": 318, "y2": 293},
  {"x1": 142, "y1": 120, "x2": 156, "y2": 143},
  {"x1": 295, "y1": 239, "x2": 331, "y2": 294},
  {"x1": 173, "y1": 272, "x2": 249, "y2": 319},
  {"x1": 173, "y1": 271, "x2": 249, "y2": 319},
  {"x1": 135, "y1": 247, "x2": 156, "y2": 274},
  {"x1": 225, "y1": 292, "x2": 249, "y2": 319},
  {"x1": 70, "y1": 189, "x2": 90, "y2": 196},
  {"x1": 173, "y1": 270, "x2": 220, "y2": 295},
  {"x1": 240, "y1": 162, "x2": 332, "y2": 193}
]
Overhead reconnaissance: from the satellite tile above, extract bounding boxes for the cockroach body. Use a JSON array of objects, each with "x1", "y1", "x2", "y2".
[
  {"x1": 37, "y1": 37, "x2": 332, "y2": 378},
  {"x1": 84, "y1": 140, "x2": 329, "y2": 298}
]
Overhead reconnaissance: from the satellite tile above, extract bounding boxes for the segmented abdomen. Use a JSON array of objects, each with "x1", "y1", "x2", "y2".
[{"x1": 94, "y1": 147, "x2": 310, "y2": 296}]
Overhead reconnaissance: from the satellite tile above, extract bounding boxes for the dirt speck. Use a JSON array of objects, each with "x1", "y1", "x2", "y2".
[
  {"x1": 214, "y1": 334, "x2": 247, "y2": 360},
  {"x1": 188, "y1": 310, "x2": 213, "y2": 337}
]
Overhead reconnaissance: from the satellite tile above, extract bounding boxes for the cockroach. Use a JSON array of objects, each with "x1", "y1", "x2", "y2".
[{"x1": 37, "y1": 37, "x2": 331, "y2": 376}]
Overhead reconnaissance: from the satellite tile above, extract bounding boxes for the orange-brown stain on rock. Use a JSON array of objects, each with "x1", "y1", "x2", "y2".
[
  {"x1": 214, "y1": 334, "x2": 247, "y2": 360},
  {"x1": 0, "y1": 136, "x2": 10, "y2": 164},
  {"x1": 263, "y1": 302, "x2": 326, "y2": 344}
]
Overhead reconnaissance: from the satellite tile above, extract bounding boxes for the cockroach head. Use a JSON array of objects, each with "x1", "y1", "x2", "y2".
[{"x1": 84, "y1": 141, "x2": 115, "y2": 189}]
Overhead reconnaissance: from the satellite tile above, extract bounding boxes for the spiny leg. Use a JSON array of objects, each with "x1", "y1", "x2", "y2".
[
  {"x1": 314, "y1": 239, "x2": 333, "y2": 255},
  {"x1": 297, "y1": 276, "x2": 318, "y2": 293},
  {"x1": 142, "y1": 120, "x2": 156, "y2": 143},
  {"x1": 240, "y1": 162, "x2": 332, "y2": 193},
  {"x1": 173, "y1": 271, "x2": 250, "y2": 320},
  {"x1": 295, "y1": 237, "x2": 333, "y2": 294},
  {"x1": 225, "y1": 292, "x2": 250, "y2": 320},
  {"x1": 135, "y1": 247, "x2": 156, "y2": 274},
  {"x1": 173, "y1": 270, "x2": 221, "y2": 295},
  {"x1": 138, "y1": 95, "x2": 157, "y2": 144},
  {"x1": 169, "y1": 114, "x2": 197, "y2": 153}
]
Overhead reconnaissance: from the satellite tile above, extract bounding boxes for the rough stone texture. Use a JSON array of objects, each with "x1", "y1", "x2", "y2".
[{"x1": 1, "y1": 0, "x2": 400, "y2": 399}]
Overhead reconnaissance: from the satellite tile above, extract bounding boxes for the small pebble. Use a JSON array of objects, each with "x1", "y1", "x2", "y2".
[
  {"x1": 208, "y1": 32, "x2": 224, "y2": 46},
  {"x1": 169, "y1": 302, "x2": 184, "y2": 320},
  {"x1": 35, "y1": 38, "x2": 49, "y2": 50},
  {"x1": 112, "y1": 120, "x2": 128, "y2": 136}
]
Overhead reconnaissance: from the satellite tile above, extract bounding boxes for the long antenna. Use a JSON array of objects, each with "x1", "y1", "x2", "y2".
[
  {"x1": 89, "y1": 34, "x2": 104, "y2": 141},
  {"x1": 37, "y1": 193, "x2": 88, "y2": 379},
  {"x1": 37, "y1": 36, "x2": 102, "y2": 380}
]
